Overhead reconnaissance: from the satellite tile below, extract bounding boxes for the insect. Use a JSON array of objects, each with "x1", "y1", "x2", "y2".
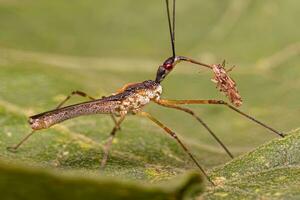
[{"x1": 7, "y1": 0, "x2": 285, "y2": 185}]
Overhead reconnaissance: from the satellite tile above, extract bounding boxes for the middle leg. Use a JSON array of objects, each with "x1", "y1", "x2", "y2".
[
  {"x1": 154, "y1": 99, "x2": 233, "y2": 158},
  {"x1": 157, "y1": 99, "x2": 285, "y2": 138}
]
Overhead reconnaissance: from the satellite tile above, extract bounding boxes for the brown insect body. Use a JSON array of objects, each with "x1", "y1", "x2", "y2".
[{"x1": 29, "y1": 80, "x2": 162, "y2": 130}]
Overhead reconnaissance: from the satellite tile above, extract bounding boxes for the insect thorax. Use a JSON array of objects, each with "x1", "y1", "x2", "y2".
[{"x1": 114, "y1": 80, "x2": 162, "y2": 116}]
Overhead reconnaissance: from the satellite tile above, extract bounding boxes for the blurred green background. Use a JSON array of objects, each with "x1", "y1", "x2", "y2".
[{"x1": 0, "y1": 0, "x2": 299, "y2": 185}]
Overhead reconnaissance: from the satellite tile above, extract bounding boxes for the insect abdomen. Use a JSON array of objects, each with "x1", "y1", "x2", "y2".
[{"x1": 29, "y1": 100, "x2": 119, "y2": 130}]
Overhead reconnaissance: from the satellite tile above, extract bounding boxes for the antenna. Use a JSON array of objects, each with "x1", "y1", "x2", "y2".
[
  {"x1": 172, "y1": 0, "x2": 176, "y2": 51},
  {"x1": 165, "y1": 0, "x2": 176, "y2": 58}
]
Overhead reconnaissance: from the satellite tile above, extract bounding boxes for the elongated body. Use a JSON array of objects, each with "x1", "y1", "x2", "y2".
[{"x1": 29, "y1": 80, "x2": 162, "y2": 130}]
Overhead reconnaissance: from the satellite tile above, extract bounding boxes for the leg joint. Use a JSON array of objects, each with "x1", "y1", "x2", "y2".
[
  {"x1": 72, "y1": 90, "x2": 86, "y2": 96},
  {"x1": 209, "y1": 100, "x2": 227, "y2": 105},
  {"x1": 169, "y1": 131, "x2": 177, "y2": 139}
]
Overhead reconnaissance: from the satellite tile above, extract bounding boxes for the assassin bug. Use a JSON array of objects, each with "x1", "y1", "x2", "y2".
[{"x1": 7, "y1": 0, "x2": 285, "y2": 185}]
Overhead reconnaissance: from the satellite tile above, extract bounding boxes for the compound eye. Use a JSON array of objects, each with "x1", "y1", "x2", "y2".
[{"x1": 164, "y1": 63, "x2": 173, "y2": 70}]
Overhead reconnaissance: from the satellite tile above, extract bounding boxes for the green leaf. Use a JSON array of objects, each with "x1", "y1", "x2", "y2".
[
  {"x1": 0, "y1": 0, "x2": 299, "y2": 199},
  {"x1": 0, "y1": 160, "x2": 203, "y2": 200},
  {"x1": 203, "y1": 129, "x2": 300, "y2": 199}
]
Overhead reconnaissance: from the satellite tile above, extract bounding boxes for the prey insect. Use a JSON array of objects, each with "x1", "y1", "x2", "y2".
[{"x1": 7, "y1": 0, "x2": 285, "y2": 185}]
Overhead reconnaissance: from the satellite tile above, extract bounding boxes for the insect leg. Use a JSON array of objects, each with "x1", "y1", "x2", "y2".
[
  {"x1": 100, "y1": 115, "x2": 126, "y2": 169},
  {"x1": 138, "y1": 111, "x2": 214, "y2": 185},
  {"x1": 56, "y1": 90, "x2": 96, "y2": 109},
  {"x1": 154, "y1": 99, "x2": 233, "y2": 159},
  {"x1": 158, "y1": 99, "x2": 285, "y2": 138},
  {"x1": 7, "y1": 130, "x2": 36, "y2": 152},
  {"x1": 177, "y1": 56, "x2": 212, "y2": 69},
  {"x1": 110, "y1": 113, "x2": 121, "y2": 130}
]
